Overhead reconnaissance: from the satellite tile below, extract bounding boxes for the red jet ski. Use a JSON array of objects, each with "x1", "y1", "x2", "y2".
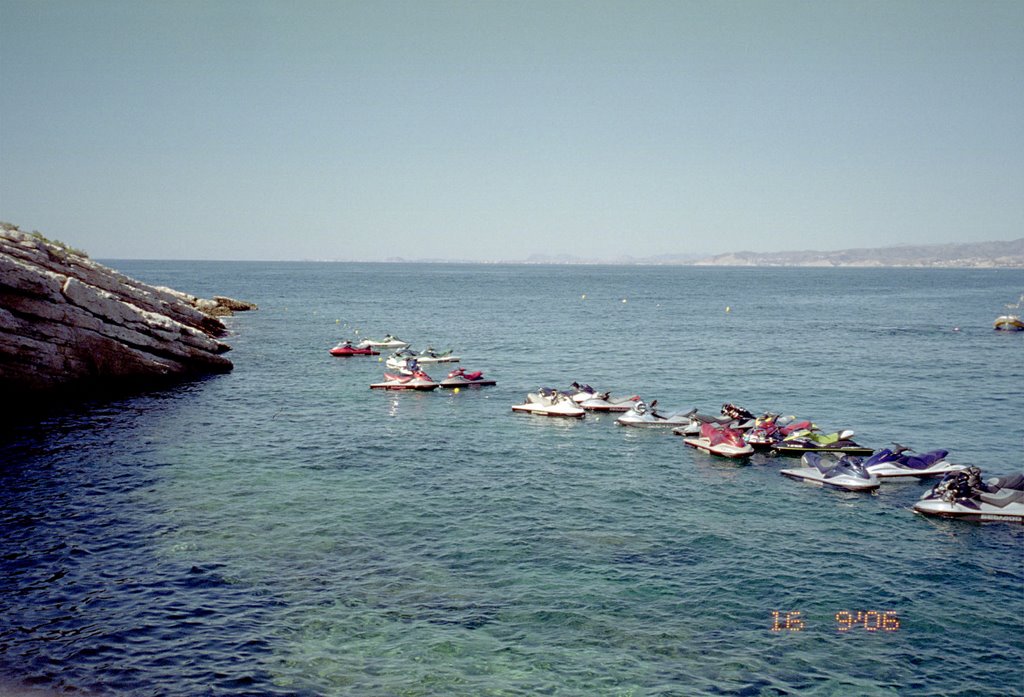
[
  {"x1": 370, "y1": 369, "x2": 439, "y2": 390},
  {"x1": 684, "y1": 422, "x2": 754, "y2": 459},
  {"x1": 330, "y1": 341, "x2": 380, "y2": 356}
]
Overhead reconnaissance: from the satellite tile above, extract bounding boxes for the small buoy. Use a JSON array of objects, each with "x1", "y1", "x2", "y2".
[
  {"x1": 725, "y1": 306, "x2": 731, "y2": 313},
  {"x1": 953, "y1": 327, "x2": 960, "y2": 332},
  {"x1": 378, "y1": 357, "x2": 382, "y2": 362},
  {"x1": 335, "y1": 319, "x2": 340, "y2": 323},
  {"x1": 581, "y1": 294, "x2": 586, "y2": 300},
  {"x1": 622, "y1": 298, "x2": 627, "y2": 303},
  {"x1": 453, "y1": 387, "x2": 460, "y2": 394}
]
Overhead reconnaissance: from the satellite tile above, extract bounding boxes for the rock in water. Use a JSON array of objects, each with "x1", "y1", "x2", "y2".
[{"x1": 0, "y1": 226, "x2": 238, "y2": 409}]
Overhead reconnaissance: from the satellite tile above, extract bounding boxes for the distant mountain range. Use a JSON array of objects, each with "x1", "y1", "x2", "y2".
[
  {"x1": 690, "y1": 238, "x2": 1024, "y2": 268},
  {"x1": 498, "y1": 238, "x2": 1024, "y2": 267},
  {"x1": 377, "y1": 238, "x2": 1024, "y2": 267}
]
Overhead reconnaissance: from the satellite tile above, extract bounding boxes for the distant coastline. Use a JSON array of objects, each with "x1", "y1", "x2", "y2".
[
  {"x1": 100, "y1": 238, "x2": 1024, "y2": 268},
  {"x1": 369, "y1": 238, "x2": 1024, "y2": 267},
  {"x1": 690, "y1": 238, "x2": 1024, "y2": 268}
]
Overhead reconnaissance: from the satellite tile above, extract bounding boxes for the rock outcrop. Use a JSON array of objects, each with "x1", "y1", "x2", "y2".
[{"x1": 0, "y1": 226, "x2": 248, "y2": 408}]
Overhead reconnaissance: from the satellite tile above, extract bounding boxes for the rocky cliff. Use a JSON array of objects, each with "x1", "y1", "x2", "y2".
[{"x1": 0, "y1": 225, "x2": 249, "y2": 408}]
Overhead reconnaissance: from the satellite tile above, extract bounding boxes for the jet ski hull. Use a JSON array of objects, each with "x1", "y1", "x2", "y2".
[
  {"x1": 683, "y1": 437, "x2": 753, "y2": 459},
  {"x1": 616, "y1": 417, "x2": 690, "y2": 427},
  {"x1": 779, "y1": 467, "x2": 880, "y2": 491},
  {"x1": 359, "y1": 338, "x2": 410, "y2": 349},
  {"x1": 330, "y1": 346, "x2": 379, "y2": 356},
  {"x1": 868, "y1": 461, "x2": 967, "y2": 478},
  {"x1": 743, "y1": 437, "x2": 780, "y2": 451},
  {"x1": 913, "y1": 499, "x2": 1024, "y2": 523},
  {"x1": 579, "y1": 398, "x2": 639, "y2": 412},
  {"x1": 511, "y1": 403, "x2": 584, "y2": 418},
  {"x1": 370, "y1": 380, "x2": 439, "y2": 390},
  {"x1": 616, "y1": 408, "x2": 692, "y2": 427},
  {"x1": 773, "y1": 444, "x2": 874, "y2": 457},
  {"x1": 371, "y1": 370, "x2": 439, "y2": 390},
  {"x1": 439, "y1": 377, "x2": 496, "y2": 388},
  {"x1": 417, "y1": 355, "x2": 460, "y2": 364}
]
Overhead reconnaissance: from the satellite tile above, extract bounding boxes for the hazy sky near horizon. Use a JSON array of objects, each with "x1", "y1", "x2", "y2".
[{"x1": 1, "y1": 1, "x2": 1022, "y2": 261}]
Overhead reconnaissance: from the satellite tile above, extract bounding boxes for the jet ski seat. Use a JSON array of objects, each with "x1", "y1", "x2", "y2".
[
  {"x1": 990, "y1": 473, "x2": 1024, "y2": 490},
  {"x1": 978, "y1": 488, "x2": 1024, "y2": 507}
]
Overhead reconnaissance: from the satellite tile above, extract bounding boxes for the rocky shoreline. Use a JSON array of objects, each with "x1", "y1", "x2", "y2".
[{"x1": 0, "y1": 224, "x2": 255, "y2": 411}]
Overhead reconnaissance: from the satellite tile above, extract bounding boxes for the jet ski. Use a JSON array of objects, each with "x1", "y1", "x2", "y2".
[
  {"x1": 862, "y1": 445, "x2": 967, "y2": 478},
  {"x1": 683, "y1": 422, "x2": 753, "y2": 459},
  {"x1": 358, "y1": 334, "x2": 410, "y2": 349},
  {"x1": 672, "y1": 411, "x2": 734, "y2": 436},
  {"x1": 369, "y1": 368, "x2": 439, "y2": 391},
  {"x1": 616, "y1": 401, "x2": 695, "y2": 427},
  {"x1": 914, "y1": 468, "x2": 1024, "y2": 522},
  {"x1": 330, "y1": 340, "x2": 379, "y2": 356},
  {"x1": 772, "y1": 429, "x2": 873, "y2": 456},
  {"x1": 671, "y1": 404, "x2": 756, "y2": 437},
  {"x1": 779, "y1": 452, "x2": 880, "y2": 492},
  {"x1": 438, "y1": 367, "x2": 496, "y2": 388},
  {"x1": 578, "y1": 391, "x2": 642, "y2": 412},
  {"x1": 416, "y1": 347, "x2": 460, "y2": 364},
  {"x1": 742, "y1": 413, "x2": 816, "y2": 450},
  {"x1": 721, "y1": 403, "x2": 756, "y2": 423},
  {"x1": 511, "y1": 388, "x2": 585, "y2": 418},
  {"x1": 385, "y1": 347, "x2": 420, "y2": 369},
  {"x1": 567, "y1": 382, "x2": 599, "y2": 403}
]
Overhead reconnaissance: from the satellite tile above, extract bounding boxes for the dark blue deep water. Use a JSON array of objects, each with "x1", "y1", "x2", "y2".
[{"x1": 1, "y1": 262, "x2": 1022, "y2": 696}]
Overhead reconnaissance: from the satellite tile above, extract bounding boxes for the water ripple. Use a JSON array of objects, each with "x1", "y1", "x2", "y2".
[{"x1": 2, "y1": 264, "x2": 1023, "y2": 696}]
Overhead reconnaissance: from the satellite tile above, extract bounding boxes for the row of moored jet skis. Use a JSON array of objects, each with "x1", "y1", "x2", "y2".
[
  {"x1": 332, "y1": 339, "x2": 1023, "y2": 523},
  {"x1": 510, "y1": 383, "x2": 1024, "y2": 524},
  {"x1": 330, "y1": 335, "x2": 497, "y2": 389}
]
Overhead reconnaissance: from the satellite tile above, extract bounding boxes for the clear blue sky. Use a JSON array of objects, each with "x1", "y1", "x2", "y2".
[{"x1": 1, "y1": 0, "x2": 1021, "y2": 261}]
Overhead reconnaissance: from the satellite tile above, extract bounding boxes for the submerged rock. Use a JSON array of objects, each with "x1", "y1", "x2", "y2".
[{"x1": 0, "y1": 225, "x2": 249, "y2": 408}]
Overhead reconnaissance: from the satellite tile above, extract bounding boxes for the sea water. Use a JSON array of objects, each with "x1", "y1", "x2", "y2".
[{"x1": 1, "y1": 262, "x2": 1022, "y2": 696}]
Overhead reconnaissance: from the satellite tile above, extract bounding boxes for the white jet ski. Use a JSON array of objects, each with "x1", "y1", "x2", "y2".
[
  {"x1": 567, "y1": 382, "x2": 599, "y2": 403},
  {"x1": 780, "y1": 452, "x2": 880, "y2": 492},
  {"x1": 616, "y1": 401, "x2": 695, "y2": 428},
  {"x1": 862, "y1": 445, "x2": 967, "y2": 479},
  {"x1": 512, "y1": 388, "x2": 585, "y2": 418},
  {"x1": 913, "y1": 468, "x2": 1024, "y2": 523},
  {"x1": 578, "y1": 391, "x2": 642, "y2": 412},
  {"x1": 358, "y1": 334, "x2": 410, "y2": 349},
  {"x1": 416, "y1": 347, "x2": 461, "y2": 364},
  {"x1": 385, "y1": 347, "x2": 420, "y2": 370}
]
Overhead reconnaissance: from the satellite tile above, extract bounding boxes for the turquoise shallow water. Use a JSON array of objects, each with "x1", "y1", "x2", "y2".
[{"x1": 1, "y1": 263, "x2": 1022, "y2": 696}]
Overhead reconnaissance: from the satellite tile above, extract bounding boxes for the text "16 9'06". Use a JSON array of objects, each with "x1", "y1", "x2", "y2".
[{"x1": 771, "y1": 610, "x2": 901, "y2": 632}]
